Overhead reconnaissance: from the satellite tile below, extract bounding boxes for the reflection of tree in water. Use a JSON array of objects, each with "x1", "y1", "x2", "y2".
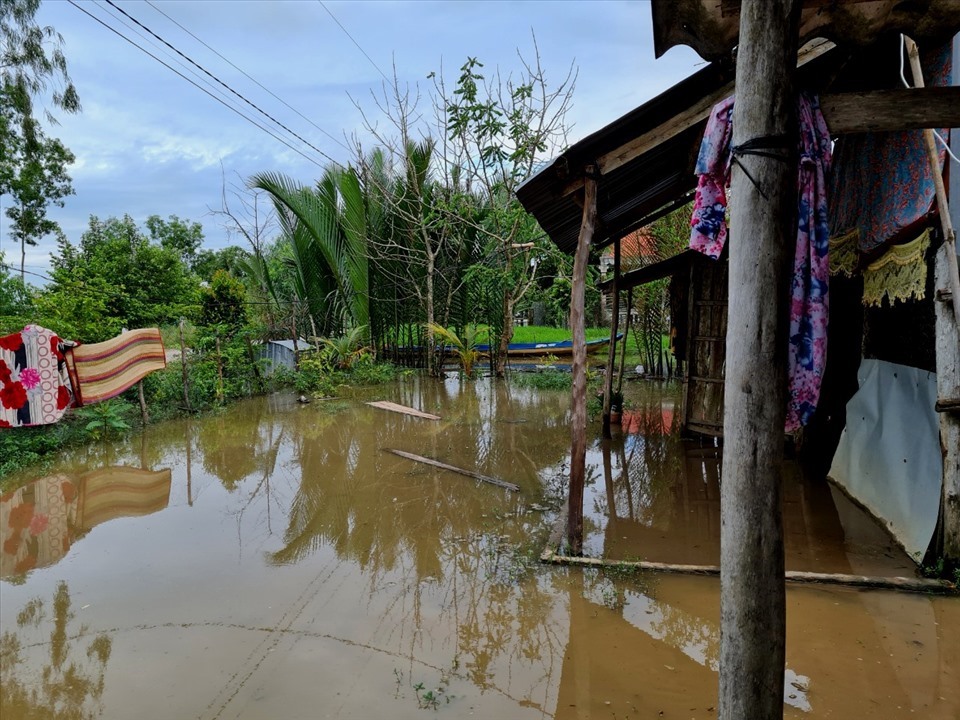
[
  {"x1": 196, "y1": 402, "x2": 271, "y2": 490},
  {"x1": 1, "y1": 582, "x2": 112, "y2": 719},
  {"x1": 264, "y1": 379, "x2": 571, "y2": 706}
]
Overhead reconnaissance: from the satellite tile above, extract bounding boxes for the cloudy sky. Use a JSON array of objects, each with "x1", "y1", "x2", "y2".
[{"x1": 2, "y1": 0, "x2": 703, "y2": 280}]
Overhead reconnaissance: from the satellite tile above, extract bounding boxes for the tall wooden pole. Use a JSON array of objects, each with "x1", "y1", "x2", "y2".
[
  {"x1": 904, "y1": 36, "x2": 960, "y2": 328},
  {"x1": 938, "y1": 32, "x2": 960, "y2": 569},
  {"x1": 568, "y1": 168, "x2": 598, "y2": 555},
  {"x1": 720, "y1": 2, "x2": 800, "y2": 719},
  {"x1": 602, "y1": 237, "x2": 622, "y2": 438},
  {"x1": 179, "y1": 317, "x2": 191, "y2": 412}
]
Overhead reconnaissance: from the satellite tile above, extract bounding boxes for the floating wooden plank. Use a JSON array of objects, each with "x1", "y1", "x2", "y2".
[
  {"x1": 539, "y1": 545, "x2": 958, "y2": 595},
  {"x1": 385, "y1": 449, "x2": 520, "y2": 492},
  {"x1": 366, "y1": 401, "x2": 440, "y2": 421}
]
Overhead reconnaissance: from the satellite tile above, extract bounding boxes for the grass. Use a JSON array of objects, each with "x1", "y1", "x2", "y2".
[{"x1": 510, "y1": 325, "x2": 609, "y2": 343}]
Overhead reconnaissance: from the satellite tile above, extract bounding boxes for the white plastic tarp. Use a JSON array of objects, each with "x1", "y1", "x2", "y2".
[{"x1": 828, "y1": 359, "x2": 941, "y2": 561}]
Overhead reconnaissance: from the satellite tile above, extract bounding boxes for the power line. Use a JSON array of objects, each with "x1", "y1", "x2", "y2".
[
  {"x1": 316, "y1": 1, "x2": 392, "y2": 85},
  {"x1": 102, "y1": 0, "x2": 343, "y2": 168},
  {"x1": 66, "y1": 1, "x2": 328, "y2": 170},
  {"x1": 92, "y1": 0, "x2": 246, "y2": 119},
  {"x1": 143, "y1": 0, "x2": 351, "y2": 154}
]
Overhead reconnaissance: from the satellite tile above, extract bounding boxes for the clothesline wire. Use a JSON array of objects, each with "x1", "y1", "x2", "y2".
[{"x1": 898, "y1": 34, "x2": 960, "y2": 166}]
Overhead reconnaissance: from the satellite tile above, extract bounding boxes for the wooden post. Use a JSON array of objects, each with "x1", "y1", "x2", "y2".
[
  {"x1": 602, "y1": 238, "x2": 622, "y2": 438},
  {"x1": 936, "y1": 245, "x2": 960, "y2": 566},
  {"x1": 904, "y1": 36, "x2": 960, "y2": 328},
  {"x1": 939, "y1": 32, "x2": 960, "y2": 569},
  {"x1": 720, "y1": 2, "x2": 800, "y2": 719},
  {"x1": 290, "y1": 302, "x2": 301, "y2": 371},
  {"x1": 568, "y1": 168, "x2": 598, "y2": 555},
  {"x1": 137, "y1": 381, "x2": 148, "y2": 425},
  {"x1": 617, "y1": 287, "x2": 632, "y2": 394},
  {"x1": 179, "y1": 317, "x2": 191, "y2": 412},
  {"x1": 215, "y1": 334, "x2": 224, "y2": 403}
]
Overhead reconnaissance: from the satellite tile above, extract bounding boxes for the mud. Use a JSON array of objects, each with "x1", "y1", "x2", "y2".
[{"x1": 1, "y1": 377, "x2": 957, "y2": 719}]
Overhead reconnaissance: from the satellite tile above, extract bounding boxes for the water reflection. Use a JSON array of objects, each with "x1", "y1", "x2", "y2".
[
  {"x1": 0, "y1": 581, "x2": 112, "y2": 719},
  {"x1": 1, "y1": 466, "x2": 171, "y2": 579},
  {"x1": 0, "y1": 379, "x2": 956, "y2": 719}
]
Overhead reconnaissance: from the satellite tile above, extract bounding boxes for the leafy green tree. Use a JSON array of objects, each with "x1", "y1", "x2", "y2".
[
  {"x1": 145, "y1": 214, "x2": 203, "y2": 270},
  {"x1": 435, "y1": 50, "x2": 575, "y2": 375},
  {"x1": 193, "y1": 244, "x2": 248, "y2": 282},
  {"x1": 2, "y1": 0, "x2": 80, "y2": 280},
  {"x1": 199, "y1": 269, "x2": 247, "y2": 332},
  {"x1": 4, "y1": 127, "x2": 73, "y2": 279},
  {"x1": 44, "y1": 214, "x2": 200, "y2": 340}
]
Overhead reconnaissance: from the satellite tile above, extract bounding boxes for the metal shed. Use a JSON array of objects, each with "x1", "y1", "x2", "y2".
[{"x1": 255, "y1": 339, "x2": 313, "y2": 375}]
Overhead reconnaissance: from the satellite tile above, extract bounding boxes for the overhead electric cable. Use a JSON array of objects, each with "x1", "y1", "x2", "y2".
[
  {"x1": 66, "y1": 0, "x2": 328, "y2": 169},
  {"x1": 92, "y1": 0, "x2": 244, "y2": 113},
  {"x1": 102, "y1": 0, "x2": 342, "y2": 168},
  {"x1": 144, "y1": 0, "x2": 351, "y2": 154},
  {"x1": 316, "y1": 0, "x2": 392, "y2": 85}
]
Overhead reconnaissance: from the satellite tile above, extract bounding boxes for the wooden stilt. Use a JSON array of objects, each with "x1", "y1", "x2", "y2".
[
  {"x1": 568, "y1": 168, "x2": 598, "y2": 555},
  {"x1": 721, "y1": 2, "x2": 801, "y2": 718},
  {"x1": 616, "y1": 287, "x2": 632, "y2": 394},
  {"x1": 602, "y1": 238, "x2": 621, "y2": 438}
]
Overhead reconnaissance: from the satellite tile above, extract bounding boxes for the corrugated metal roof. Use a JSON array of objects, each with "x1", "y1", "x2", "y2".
[{"x1": 268, "y1": 338, "x2": 314, "y2": 352}]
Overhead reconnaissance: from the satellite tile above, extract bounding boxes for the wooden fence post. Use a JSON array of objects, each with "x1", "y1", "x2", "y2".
[
  {"x1": 215, "y1": 334, "x2": 224, "y2": 403},
  {"x1": 179, "y1": 317, "x2": 191, "y2": 412},
  {"x1": 720, "y1": 2, "x2": 801, "y2": 719},
  {"x1": 568, "y1": 167, "x2": 598, "y2": 555},
  {"x1": 137, "y1": 381, "x2": 148, "y2": 425}
]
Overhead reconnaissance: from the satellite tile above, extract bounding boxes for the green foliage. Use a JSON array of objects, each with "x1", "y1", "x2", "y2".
[
  {"x1": 250, "y1": 168, "x2": 370, "y2": 340},
  {"x1": 145, "y1": 214, "x2": 203, "y2": 269},
  {"x1": 426, "y1": 322, "x2": 485, "y2": 377},
  {"x1": 318, "y1": 325, "x2": 370, "y2": 370},
  {"x1": 75, "y1": 399, "x2": 132, "y2": 440},
  {"x1": 510, "y1": 368, "x2": 571, "y2": 391},
  {"x1": 43, "y1": 214, "x2": 200, "y2": 340},
  {"x1": 199, "y1": 269, "x2": 247, "y2": 331}
]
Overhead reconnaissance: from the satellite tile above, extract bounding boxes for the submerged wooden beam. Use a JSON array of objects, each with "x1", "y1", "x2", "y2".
[
  {"x1": 366, "y1": 401, "x2": 441, "y2": 421},
  {"x1": 385, "y1": 449, "x2": 520, "y2": 492},
  {"x1": 538, "y1": 549, "x2": 958, "y2": 595}
]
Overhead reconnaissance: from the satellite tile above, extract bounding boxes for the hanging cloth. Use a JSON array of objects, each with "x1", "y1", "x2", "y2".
[
  {"x1": 828, "y1": 41, "x2": 951, "y2": 253},
  {"x1": 688, "y1": 93, "x2": 832, "y2": 432},
  {"x1": 0, "y1": 325, "x2": 76, "y2": 428},
  {"x1": 65, "y1": 328, "x2": 166, "y2": 406},
  {"x1": 862, "y1": 228, "x2": 931, "y2": 307},
  {"x1": 828, "y1": 228, "x2": 860, "y2": 277}
]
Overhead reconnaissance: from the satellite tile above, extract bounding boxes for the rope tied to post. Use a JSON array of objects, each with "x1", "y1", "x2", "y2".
[{"x1": 731, "y1": 133, "x2": 793, "y2": 201}]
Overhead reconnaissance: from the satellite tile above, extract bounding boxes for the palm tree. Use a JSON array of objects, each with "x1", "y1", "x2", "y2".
[
  {"x1": 249, "y1": 167, "x2": 370, "y2": 340},
  {"x1": 426, "y1": 322, "x2": 486, "y2": 377}
]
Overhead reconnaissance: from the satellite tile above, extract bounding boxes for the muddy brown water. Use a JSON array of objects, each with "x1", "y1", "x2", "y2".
[{"x1": 1, "y1": 377, "x2": 957, "y2": 719}]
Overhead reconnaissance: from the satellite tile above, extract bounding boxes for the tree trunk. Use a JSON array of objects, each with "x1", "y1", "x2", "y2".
[
  {"x1": 719, "y1": 2, "x2": 800, "y2": 719},
  {"x1": 496, "y1": 294, "x2": 515, "y2": 377},
  {"x1": 567, "y1": 169, "x2": 598, "y2": 555},
  {"x1": 426, "y1": 252, "x2": 436, "y2": 376}
]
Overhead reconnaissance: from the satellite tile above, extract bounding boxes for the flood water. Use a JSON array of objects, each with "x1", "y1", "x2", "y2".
[{"x1": 1, "y1": 377, "x2": 957, "y2": 719}]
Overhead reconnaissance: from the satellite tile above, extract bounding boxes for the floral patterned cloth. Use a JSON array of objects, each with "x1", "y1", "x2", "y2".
[
  {"x1": 0, "y1": 325, "x2": 75, "y2": 427},
  {"x1": 689, "y1": 93, "x2": 832, "y2": 431},
  {"x1": 828, "y1": 41, "x2": 951, "y2": 253}
]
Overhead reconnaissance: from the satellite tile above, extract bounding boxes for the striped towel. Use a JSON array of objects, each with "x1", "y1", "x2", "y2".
[{"x1": 66, "y1": 328, "x2": 166, "y2": 405}]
